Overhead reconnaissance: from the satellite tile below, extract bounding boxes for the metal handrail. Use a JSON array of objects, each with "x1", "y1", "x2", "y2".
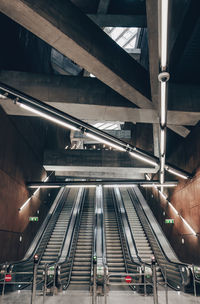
[
  {"x1": 54, "y1": 188, "x2": 86, "y2": 289},
  {"x1": 110, "y1": 189, "x2": 143, "y2": 281}
]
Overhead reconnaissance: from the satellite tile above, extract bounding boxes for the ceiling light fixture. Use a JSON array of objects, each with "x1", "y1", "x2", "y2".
[
  {"x1": 129, "y1": 151, "x2": 158, "y2": 167},
  {"x1": 160, "y1": 128, "x2": 165, "y2": 156},
  {"x1": 20, "y1": 103, "x2": 79, "y2": 131},
  {"x1": 85, "y1": 132, "x2": 126, "y2": 152},
  {"x1": 160, "y1": 0, "x2": 169, "y2": 69},
  {"x1": 160, "y1": 81, "x2": 166, "y2": 126}
]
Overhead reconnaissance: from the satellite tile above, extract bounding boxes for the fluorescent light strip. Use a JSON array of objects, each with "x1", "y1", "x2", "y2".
[
  {"x1": 20, "y1": 103, "x2": 79, "y2": 131},
  {"x1": 161, "y1": 0, "x2": 169, "y2": 69},
  {"x1": 19, "y1": 174, "x2": 52, "y2": 211},
  {"x1": 65, "y1": 185, "x2": 96, "y2": 188},
  {"x1": 168, "y1": 202, "x2": 179, "y2": 215},
  {"x1": 180, "y1": 216, "x2": 197, "y2": 236},
  {"x1": 29, "y1": 185, "x2": 61, "y2": 189},
  {"x1": 19, "y1": 197, "x2": 31, "y2": 211},
  {"x1": 129, "y1": 152, "x2": 158, "y2": 167},
  {"x1": 85, "y1": 132, "x2": 126, "y2": 152},
  {"x1": 141, "y1": 183, "x2": 177, "y2": 188},
  {"x1": 160, "y1": 128, "x2": 165, "y2": 155},
  {"x1": 160, "y1": 81, "x2": 166, "y2": 126},
  {"x1": 104, "y1": 184, "x2": 136, "y2": 188},
  {"x1": 159, "y1": 190, "x2": 168, "y2": 200},
  {"x1": 165, "y1": 167, "x2": 188, "y2": 180}
]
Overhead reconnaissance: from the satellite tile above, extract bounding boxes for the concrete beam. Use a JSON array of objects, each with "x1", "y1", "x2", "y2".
[
  {"x1": 1, "y1": 98, "x2": 199, "y2": 128},
  {"x1": 1, "y1": 70, "x2": 200, "y2": 113},
  {"x1": 54, "y1": 170, "x2": 145, "y2": 180},
  {"x1": 0, "y1": 0, "x2": 151, "y2": 108},
  {"x1": 44, "y1": 149, "x2": 157, "y2": 179},
  {"x1": 43, "y1": 149, "x2": 157, "y2": 170},
  {"x1": 87, "y1": 14, "x2": 147, "y2": 27}
]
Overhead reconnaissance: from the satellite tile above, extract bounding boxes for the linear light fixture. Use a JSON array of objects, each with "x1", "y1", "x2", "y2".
[
  {"x1": 103, "y1": 184, "x2": 136, "y2": 188},
  {"x1": 160, "y1": 128, "x2": 165, "y2": 156},
  {"x1": 20, "y1": 103, "x2": 79, "y2": 131},
  {"x1": 159, "y1": 190, "x2": 168, "y2": 200},
  {"x1": 179, "y1": 215, "x2": 197, "y2": 236},
  {"x1": 160, "y1": 81, "x2": 166, "y2": 126},
  {"x1": 168, "y1": 201, "x2": 179, "y2": 215},
  {"x1": 85, "y1": 132, "x2": 126, "y2": 152},
  {"x1": 165, "y1": 166, "x2": 188, "y2": 180},
  {"x1": 19, "y1": 174, "x2": 52, "y2": 211},
  {"x1": 160, "y1": 0, "x2": 169, "y2": 69},
  {"x1": 141, "y1": 183, "x2": 177, "y2": 188},
  {"x1": 29, "y1": 185, "x2": 61, "y2": 189},
  {"x1": 19, "y1": 197, "x2": 31, "y2": 211},
  {"x1": 65, "y1": 185, "x2": 96, "y2": 188},
  {"x1": 129, "y1": 151, "x2": 158, "y2": 167}
]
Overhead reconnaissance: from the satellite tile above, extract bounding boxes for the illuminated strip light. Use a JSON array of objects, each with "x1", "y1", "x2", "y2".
[
  {"x1": 168, "y1": 201, "x2": 179, "y2": 215},
  {"x1": 160, "y1": 81, "x2": 167, "y2": 126},
  {"x1": 165, "y1": 167, "x2": 188, "y2": 180},
  {"x1": 19, "y1": 197, "x2": 31, "y2": 211},
  {"x1": 159, "y1": 190, "x2": 168, "y2": 200},
  {"x1": 19, "y1": 175, "x2": 51, "y2": 211},
  {"x1": 180, "y1": 215, "x2": 197, "y2": 236},
  {"x1": 29, "y1": 185, "x2": 61, "y2": 189},
  {"x1": 65, "y1": 185, "x2": 96, "y2": 188},
  {"x1": 160, "y1": 0, "x2": 169, "y2": 69},
  {"x1": 103, "y1": 184, "x2": 136, "y2": 188},
  {"x1": 141, "y1": 183, "x2": 177, "y2": 188},
  {"x1": 160, "y1": 128, "x2": 165, "y2": 156},
  {"x1": 20, "y1": 103, "x2": 79, "y2": 131},
  {"x1": 85, "y1": 132, "x2": 126, "y2": 152},
  {"x1": 129, "y1": 152, "x2": 158, "y2": 167}
]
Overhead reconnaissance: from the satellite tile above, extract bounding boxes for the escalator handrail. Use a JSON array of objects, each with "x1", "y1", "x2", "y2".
[
  {"x1": 128, "y1": 187, "x2": 191, "y2": 286},
  {"x1": 114, "y1": 187, "x2": 153, "y2": 270},
  {"x1": 1, "y1": 187, "x2": 67, "y2": 269},
  {"x1": 54, "y1": 188, "x2": 86, "y2": 288},
  {"x1": 112, "y1": 188, "x2": 142, "y2": 270}
]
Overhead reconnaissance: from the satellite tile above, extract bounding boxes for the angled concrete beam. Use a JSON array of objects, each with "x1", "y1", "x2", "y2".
[
  {"x1": 1, "y1": 98, "x2": 199, "y2": 128},
  {"x1": 0, "y1": 0, "x2": 151, "y2": 108},
  {"x1": 88, "y1": 14, "x2": 147, "y2": 27},
  {"x1": 168, "y1": 125, "x2": 190, "y2": 138}
]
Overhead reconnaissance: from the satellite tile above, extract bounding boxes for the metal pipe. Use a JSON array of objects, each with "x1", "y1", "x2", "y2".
[
  {"x1": 164, "y1": 267, "x2": 168, "y2": 304},
  {"x1": 31, "y1": 263, "x2": 37, "y2": 304},
  {"x1": 152, "y1": 264, "x2": 158, "y2": 304},
  {"x1": 192, "y1": 264, "x2": 197, "y2": 297},
  {"x1": 43, "y1": 264, "x2": 48, "y2": 304}
]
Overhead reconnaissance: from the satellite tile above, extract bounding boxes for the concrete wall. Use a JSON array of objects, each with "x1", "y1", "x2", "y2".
[
  {"x1": 0, "y1": 106, "x2": 57, "y2": 263},
  {"x1": 143, "y1": 123, "x2": 200, "y2": 264}
]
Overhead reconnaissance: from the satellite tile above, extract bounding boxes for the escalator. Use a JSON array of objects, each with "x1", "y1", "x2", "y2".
[
  {"x1": 8, "y1": 187, "x2": 79, "y2": 288},
  {"x1": 120, "y1": 188, "x2": 163, "y2": 283},
  {"x1": 104, "y1": 188, "x2": 126, "y2": 282},
  {"x1": 68, "y1": 188, "x2": 95, "y2": 288},
  {"x1": 119, "y1": 186, "x2": 190, "y2": 291},
  {"x1": 36, "y1": 188, "x2": 78, "y2": 280}
]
